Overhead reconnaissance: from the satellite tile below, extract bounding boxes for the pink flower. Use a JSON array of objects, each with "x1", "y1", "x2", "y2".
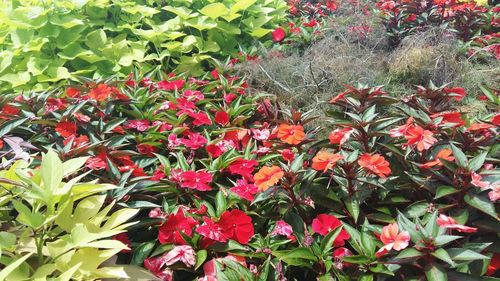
[
  {"x1": 181, "y1": 132, "x2": 207, "y2": 150},
  {"x1": 188, "y1": 111, "x2": 212, "y2": 126},
  {"x1": 149, "y1": 207, "x2": 167, "y2": 219},
  {"x1": 251, "y1": 128, "x2": 270, "y2": 141},
  {"x1": 163, "y1": 245, "x2": 196, "y2": 267},
  {"x1": 376, "y1": 223, "x2": 410, "y2": 257},
  {"x1": 196, "y1": 217, "x2": 228, "y2": 242},
  {"x1": 144, "y1": 256, "x2": 173, "y2": 281},
  {"x1": 124, "y1": 120, "x2": 150, "y2": 132},
  {"x1": 471, "y1": 172, "x2": 491, "y2": 189},
  {"x1": 179, "y1": 170, "x2": 213, "y2": 191},
  {"x1": 333, "y1": 247, "x2": 353, "y2": 270},
  {"x1": 230, "y1": 179, "x2": 258, "y2": 201},
  {"x1": 436, "y1": 214, "x2": 477, "y2": 233},
  {"x1": 272, "y1": 27, "x2": 286, "y2": 42},
  {"x1": 312, "y1": 214, "x2": 350, "y2": 247},
  {"x1": 271, "y1": 220, "x2": 293, "y2": 237},
  {"x1": 183, "y1": 89, "x2": 204, "y2": 102},
  {"x1": 489, "y1": 185, "x2": 500, "y2": 202}
]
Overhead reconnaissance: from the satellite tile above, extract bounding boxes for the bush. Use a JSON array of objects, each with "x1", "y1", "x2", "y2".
[
  {"x1": 0, "y1": 150, "x2": 139, "y2": 280},
  {"x1": 0, "y1": 0, "x2": 287, "y2": 92}
]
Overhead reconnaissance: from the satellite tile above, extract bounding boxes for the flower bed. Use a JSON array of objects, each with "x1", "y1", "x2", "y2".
[{"x1": 0, "y1": 69, "x2": 498, "y2": 279}]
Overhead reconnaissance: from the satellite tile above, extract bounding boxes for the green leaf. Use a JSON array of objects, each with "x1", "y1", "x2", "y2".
[
  {"x1": 0, "y1": 118, "x2": 28, "y2": 138},
  {"x1": 195, "y1": 250, "x2": 208, "y2": 270},
  {"x1": 273, "y1": 248, "x2": 318, "y2": 266},
  {"x1": 468, "y1": 151, "x2": 488, "y2": 172},
  {"x1": 231, "y1": 0, "x2": 257, "y2": 13},
  {"x1": 215, "y1": 190, "x2": 227, "y2": 217},
  {"x1": 200, "y1": 3, "x2": 229, "y2": 19},
  {"x1": 447, "y1": 249, "x2": 489, "y2": 261},
  {"x1": 0, "y1": 253, "x2": 33, "y2": 281},
  {"x1": 434, "y1": 235, "x2": 463, "y2": 247},
  {"x1": 131, "y1": 242, "x2": 155, "y2": 265},
  {"x1": 432, "y1": 248, "x2": 456, "y2": 267},
  {"x1": 434, "y1": 186, "x2": 459, "y2": 199},
  {"x1": 393, "y1": 248, "x2": 423, "y2": 260},
  {"x1": 450, "y1": 143, "x2": 468, "y2": 168},
  {"x1": 425, "y1": 264, "x2": 448, "y2": 281},
  {"x1": 464, "y1": 193, "x2": 498, "y2": 219},
  {"x1": 86, "y1": 29, "x2": 107, "y2": 50},
  {"x1": 320, "y1": 226, "x2": 343, "y2": 255},
  {"x1": 41, "y1": 149, "x2": 63, "y2": 193}
]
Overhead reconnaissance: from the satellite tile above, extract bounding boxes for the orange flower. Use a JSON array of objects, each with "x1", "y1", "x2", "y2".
[
  {"x1": 312, "y1": 151, "x2": 344, "y2": 172},
  {"x1": 421, "y1": 149, "x2": 454, "y2": 168},
  {"x1": 253, "y1": 166, "x2": 284, "y2": 191},
  {"x1": 358, "y1": 153, "x2": 391, "y2": 178},
  {"x1": 277, "y1": 124, "x2": 305, "y2": 145}
]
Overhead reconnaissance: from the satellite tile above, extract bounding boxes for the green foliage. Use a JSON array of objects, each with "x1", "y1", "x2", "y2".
[
  {"x1": 0, "y1": 0, "x2": 287, "y2": 92},
  {"x1": 0, "y1": 150, "x2": 138, "y2": 280}
]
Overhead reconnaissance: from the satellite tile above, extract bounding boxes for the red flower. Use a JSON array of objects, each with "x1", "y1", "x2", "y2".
[
  {"x1": 66, "y1": 87, "x2": 81, "y2": 98},
  {"x1": 215, "y1": 110, "x2": 230, "y2": 126},
  {"x1": 63, "y1": 135, "x2": 90, "y2": 149},
  {"x1": 272, "y1": 27, "x2": 286, "y2": 42},
  {"x1": 179, "y1": 170, "x2": 213, "y2": 191},
  {"x1": 436, "y1": 214, "x2": 477, "y2": 233},
  {"x1": 312, "y1": 214, "x2": 350, "y2": 246},
  {"x1": 137, "y1": 143, "x2": 157, "y2": 156},
  {"x1": 404, "y1": 125, "x2": 437, "y2": 151},
  {"x1": 281, "y1": 149, "x2": 295, "y2": 162},
  {"x1": 89, "y1": 83, "x2": 113, "y2": 101},
  {"x1": 158, "y1": 79, "x2": 185, "y2": 91},
  {"x1": 228, "y1": 158, "x2": 258, "y2": 179},
  {"x1": 230, "y1": 179, "x2": 259, "y2": 201},
  {"x1": 196, "y1": 217, "x2": 228, "y2": 243},
  {"x1": 113, "y1": 233, "x2": 132, "y2": 253},
  {"x1": 46, "y1": 98, "x2": 68, "y2": 113},
  {"x1": 431, "y1": 112, "x2": 465, "y2": 127},
  {"x1": 390, "y1": 117, "x2": 414, "y2": 138},
  {"x1": 85, "y1": 153, "x2": 107, "y2": 170},
  {"x1": 491, "y1": 113, "x2": 500, "y2": 126},
  {"x1": 181, "y1": 132, "x2": 207, "y2": 150},
  {"x1": 55, "y1": 121, "x2": 77, "y2": 138},
  {"x1": 0, "y1": 104, "x2": 19, "y2": 117},
  {"x1": 358, "y1": 153, "x2": 391, "y2": 178},
  {"x1": 158, "y1": 209, "x2": 198, "y2": 245},
  {"x1": 443, "y1": 87, "x2": 466, "y2": 101},
  {"x1": 328, "y1": 127, "x2": 354, "y2": 146},
  {"x1": 487, "y1": 253, "x2": 500, "y2": 276},
  {"x1": 218, "y1": 209, "x2": 254, "y2": 245},
  {"x1": 210, "y1": 69, "x2": 220, "y2": 80}
]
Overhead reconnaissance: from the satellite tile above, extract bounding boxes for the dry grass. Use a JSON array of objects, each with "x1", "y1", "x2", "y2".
[{"x1": 238, "y1": 20, "x2": 499, "y2": 116}]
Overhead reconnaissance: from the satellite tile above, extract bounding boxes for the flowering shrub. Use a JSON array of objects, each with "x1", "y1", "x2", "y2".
[
  {"x1": 1, "y1": 67, "x2": 498, "y2": 280},
  {"x1": 376, "y1": 0, "x2": 498, "y2": 47},
  {"x1": 0, "y1": 0, "x2": 287, "y2": 92}
]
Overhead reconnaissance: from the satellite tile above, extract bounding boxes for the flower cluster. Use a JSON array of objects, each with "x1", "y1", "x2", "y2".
[{"x1": 1, "y1": 68, "x2": 498, "y2": 279}]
